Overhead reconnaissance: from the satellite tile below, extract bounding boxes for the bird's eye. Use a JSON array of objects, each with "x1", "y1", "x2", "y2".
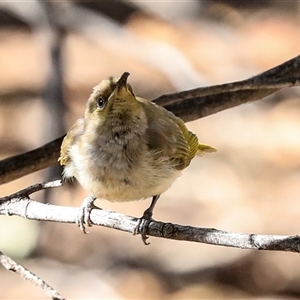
[{"x1": 97, "y1": 97, "x2": 105, "y2": 110}]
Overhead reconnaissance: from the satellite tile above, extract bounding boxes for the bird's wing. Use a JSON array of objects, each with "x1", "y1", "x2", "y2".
[
  {"x1": 58, "y1": 118, "x2": 84, "y2": 166},
  {"x1": 167, "y1": 110, "x2": 216, "y2": 158},
  {"x1": 141, "y1": 100, "x2": 198, "y2": 171}
]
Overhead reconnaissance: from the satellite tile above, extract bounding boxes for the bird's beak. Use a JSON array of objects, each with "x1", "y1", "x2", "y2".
[
  {"x1": 117, "y1": 72, "x2": 130, "y2": 88},
  {"x1": 116, "y1": 72, "x2": 130, "y2": 96}
]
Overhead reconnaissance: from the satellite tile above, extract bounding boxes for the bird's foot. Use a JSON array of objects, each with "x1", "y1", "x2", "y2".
[
  {"x1": 134, "y1": 209, "x2": 153, "y2": 245},
  {"x1": 76, "y1": 195, "x2": 99, "y2": 233}
]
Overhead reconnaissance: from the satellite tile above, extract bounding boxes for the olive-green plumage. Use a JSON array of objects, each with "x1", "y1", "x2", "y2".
[{"x1": 59, "y1": 72, "x2": 215, "y2": 232}]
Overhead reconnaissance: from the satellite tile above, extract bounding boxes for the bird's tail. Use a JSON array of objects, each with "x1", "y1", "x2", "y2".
[{"x1": 197, "y1": 144, "x2": 217, "y2": 156}]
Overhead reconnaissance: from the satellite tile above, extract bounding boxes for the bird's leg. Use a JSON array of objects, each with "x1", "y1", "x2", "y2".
[
  {"x1": 134, "y1": 195, "x2": 160, "y2": 245},
  {"x1": 77, "y1": 195, "x2": 100, "y2": 233}
]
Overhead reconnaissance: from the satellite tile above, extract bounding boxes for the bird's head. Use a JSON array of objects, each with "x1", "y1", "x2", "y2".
[{"x1": 84, "y1": 72, "x2": 143, "y2": 129}]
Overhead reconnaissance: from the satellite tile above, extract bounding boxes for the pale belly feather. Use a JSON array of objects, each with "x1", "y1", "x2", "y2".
[{"x1": 63, "y1": 141, "x2": 180, "y2": 202}]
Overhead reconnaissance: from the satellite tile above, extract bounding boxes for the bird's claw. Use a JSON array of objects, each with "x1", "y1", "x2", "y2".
[
  {"x1": 76, "y1": 196, "x2": 98, "y2": 233},
  {"x1": 134, "y1": 209, "x2": 153, "y2": 245}
]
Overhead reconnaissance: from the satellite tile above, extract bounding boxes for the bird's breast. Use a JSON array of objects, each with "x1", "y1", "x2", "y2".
[{"x1": 65, "y1": 131, "x2": 180, "y2": 202}]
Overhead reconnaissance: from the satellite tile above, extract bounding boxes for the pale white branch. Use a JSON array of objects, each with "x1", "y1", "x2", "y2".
[{"x1": 1, "y1": 180, "x2": 300, "y2": 252}]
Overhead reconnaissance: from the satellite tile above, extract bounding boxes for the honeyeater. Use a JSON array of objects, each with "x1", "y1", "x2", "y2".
[{"x1": 59, "y1": 72, "x2": 216, "y2": 244}]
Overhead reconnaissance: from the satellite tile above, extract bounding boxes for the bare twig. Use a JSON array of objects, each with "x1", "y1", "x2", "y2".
[
  {"x1": 1, "y1": 180, "x2": 62, "y2": 203},
  {"x1": 0, "y1": 55, "x2": 299, "y2": 185},
  {"x1": 0, "y1": 251, "x2": 65, "y2": 300},
  {"x1": 1, "y1": 180, "x2": 300, "y2": 252}
]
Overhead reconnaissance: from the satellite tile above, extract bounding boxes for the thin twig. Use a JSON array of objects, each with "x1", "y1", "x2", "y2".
[
  {"x1": 0, "y1": 251, "x2": 65, "y2": 300},
  {"x1": 1, "y1": 180, "x2": 62, "y2": 203}
]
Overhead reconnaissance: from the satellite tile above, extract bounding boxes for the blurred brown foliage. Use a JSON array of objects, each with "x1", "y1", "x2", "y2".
[{"x1": 0, "y1": 1, "x2": 300, "y2": 299}]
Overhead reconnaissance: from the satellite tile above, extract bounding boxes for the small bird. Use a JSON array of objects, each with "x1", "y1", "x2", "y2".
[{"x1": 59, "y1": 72, "x2": 216, "y2": 244}]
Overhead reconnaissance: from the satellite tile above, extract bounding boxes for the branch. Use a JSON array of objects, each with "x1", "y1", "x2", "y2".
[
  {"x1": 154, "y1": 54, "x2": 300, "y2": 121},
  {"x1": 0, "y1": 55, "x2": 299, "y2": 184},
  {"x1": 0, "y1": 136, "x2": 64, "y2": 184},
  {"x1": 0, "y1": 251, "x2": 64, "y2": 300},
  {"x1": 1, "y1": 180, "x2": 300, "y2": 253}
]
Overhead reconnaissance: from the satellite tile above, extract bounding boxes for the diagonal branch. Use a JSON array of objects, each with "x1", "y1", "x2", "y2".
[
  {"x1": 0, "y1": 251, "x2": 65, "y2": 300},
  {"x1": 0, "y1": 55, "x2": 299, "y2": 184},
  {"x1": 1, "y1": 180, "x2": 300, "y2": 252}
]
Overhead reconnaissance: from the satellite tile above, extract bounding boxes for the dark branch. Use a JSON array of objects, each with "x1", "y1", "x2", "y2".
[
  {"x1": 154, "y1": 55, "x2": 300, "y2": 121},
  {"x1": 0, "y1": 136, "x2": 64, "y2": 184},
  {"x1": 0, "y1": 55, "x2": 299, "y2": 184}
]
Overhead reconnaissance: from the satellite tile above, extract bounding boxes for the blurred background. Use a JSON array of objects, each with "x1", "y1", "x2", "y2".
[{"x1": 0, "y1": 1, "x2": 300, "y2": 299}]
